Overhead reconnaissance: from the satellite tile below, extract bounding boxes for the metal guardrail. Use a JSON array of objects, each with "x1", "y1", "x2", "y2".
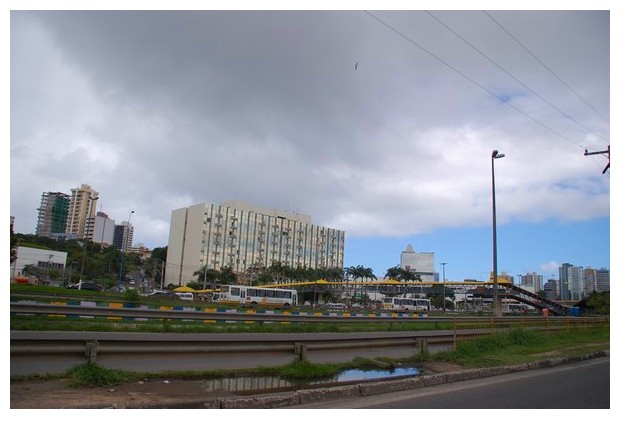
[
  {"x1": 10, "y1": 302, "x2": 437, "y2": 324},
  {"x1": 10, "y1": 330, "x2": 455, "y2": 366},
  {"x1": 10, "y1": 303, "x2": 608, "y2": 375}
]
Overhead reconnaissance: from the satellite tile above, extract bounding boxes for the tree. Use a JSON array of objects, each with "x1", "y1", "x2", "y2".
[
  {"x1": 384, "y1": 265, "x2": 422, "y2": 282},
  {"x1": 10, "y1": 223, "x2": 17, "y2": 264},
  {"x1": 384, "y1": 266, "x2": 402, "y2": 280},
  {"x1": 426, "y1": 284, "x2": 455, "y2": 310}
]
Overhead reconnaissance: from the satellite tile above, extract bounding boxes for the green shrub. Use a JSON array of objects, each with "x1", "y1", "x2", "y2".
[
  {"x1": 66, "y1": 362, "x2": 132, "y2": 388},
  {"x1": 124, "y1": 289, "x2": 141, "y2": 305}
]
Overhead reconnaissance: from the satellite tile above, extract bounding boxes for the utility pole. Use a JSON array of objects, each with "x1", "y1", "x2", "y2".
[
  {"x1": 46, "y1": 254, "x2": 53, "y2": 284},
  {"x1": 584, "y1": 145, "x2": 610, "y2": 174},
  {"x1": 440, "y1": 262, "x2": 447, "y2": 312},
  {"x1": 160, "y1": 261, "x2": 165, "y2": 290}
]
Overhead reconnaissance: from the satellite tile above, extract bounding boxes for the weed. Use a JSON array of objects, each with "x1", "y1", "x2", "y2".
[
  {"x1": 270, "y1": 359, "x2": 342, "y2": 381},
  {"x1": 66, "y1": 362, "x2": 133, "y2": 388}
]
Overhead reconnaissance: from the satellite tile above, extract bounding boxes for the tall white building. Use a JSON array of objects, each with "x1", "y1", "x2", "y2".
[
  {"x1": 91, "y1": 212, "x2": 116, "y2": 246},
  {"x1": 65, "y1": 184, "x2": 99, "y2": 239},
  {"x1": 165, "y1": 200, "x2": 345, "y2": 286},
  {"x1": 400, "y1": 244, "x2": 435, "y2": 282},
  {"x1": 570, "y1": 266, "x2": 584, "y2": 300}
]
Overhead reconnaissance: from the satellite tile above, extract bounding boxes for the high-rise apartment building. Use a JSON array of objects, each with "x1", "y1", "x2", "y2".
[
  {"x1": 65, "y1": 184, "x2": 99, "y2": 239},
  {"x1": 165, "y1": 200, "x2": 345, "y2": 287},
  {"x1": 400, "y1": 244, "x2": 435, "y2": 282},
  {"x1": 596, "y1": 268, "x2": 610, "y2": 292},
  {"x1": 543, "y1": 278, "x2": 558, "y2": 300},
  {"x1": 583, "y1": 268, "x2": 597, "y2": 297},
  {"x1": 36, "y1": 192, "x2": 70, "y2": 237},
  {"x1": 569, "y1": 266, "x2": 584, "y2": 300},
  {"x1": 558, "y1": 263, "x2": 572, "y2": 300},
  {"x1": 114, "y1": 222, "x2": 134, "y2": 252},
  {"x1": 92, "y1": 212, "x2": 116, "y2": 246},
  {"x1": 520, "y1": 272, "x2": 543, "y2": 293}
]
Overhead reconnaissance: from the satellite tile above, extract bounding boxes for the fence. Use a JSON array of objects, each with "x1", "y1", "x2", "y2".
[{"x1": 452, "y1": 316, "x2": 610, "y2": 348}]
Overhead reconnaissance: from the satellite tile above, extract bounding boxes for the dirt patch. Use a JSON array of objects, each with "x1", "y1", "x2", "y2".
[{"x1": 10, "y1": 377, "x2": 233, "y2": 409}]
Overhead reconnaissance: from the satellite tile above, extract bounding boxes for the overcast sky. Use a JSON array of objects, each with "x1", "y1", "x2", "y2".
[{"x1": 7, "y1": 3, "x2": 613, "y2": 281}]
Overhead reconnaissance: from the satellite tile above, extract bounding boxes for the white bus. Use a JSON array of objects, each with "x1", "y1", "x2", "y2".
[
  {"x1": 216, "y1": 285, "x2": 298, "y2": 307},
  {"x1": 382, "y1": 297, "x2": 430, "y2": 313}
]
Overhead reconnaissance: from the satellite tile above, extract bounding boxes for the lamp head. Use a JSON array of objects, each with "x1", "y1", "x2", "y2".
[{"x1": 492, "y1": 150, "x2": 505, "y2": 159}]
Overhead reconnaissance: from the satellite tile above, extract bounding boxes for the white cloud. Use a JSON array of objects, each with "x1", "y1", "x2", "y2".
[{"x1": 10, "y1": 10, "x2": 610, "y2": 252}]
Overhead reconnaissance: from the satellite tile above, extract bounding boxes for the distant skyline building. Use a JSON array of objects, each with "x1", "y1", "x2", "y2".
[
  {"x1": 569, "y1": 265, "x2": 584, "y2": 300},
  {"x1": 65, "y1": 184, "x2": 99, "y2": 239},
  {"x1": 520, "y1": 272, "x2": 543, "y2": 293},
  {"x1": 114, "y1": 221, "x2": 134, "y2": 252},
  {"x1": 400, "y1": 244, "x2": 435, "y2": 282},
  {"x1": 165, "y1": 200, "x2": 345, "y2": 287},
  {"x1": 543, "y1": 278, "x2": 558, "y2": 300},
  {"x1": 558, "y1": 263, "x2": 572, "y2": 300},
  {"x1": 583, "y1": 268, "x2": 597, "y2": 297},
  {"x1": 36, "y1": 192, "x2": 70, "y2": 237},
  {"x1": 92, "y1": 211, "x2": 116, "y2": 246},
  {"x1": 596, "y1": 268, "x2": 610, "y2": 292}
]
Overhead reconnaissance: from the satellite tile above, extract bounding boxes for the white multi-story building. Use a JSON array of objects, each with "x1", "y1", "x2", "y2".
[
  {"x1": 165, "y1": 200, "x2": 345, "y2": 287},
  {"x1": 569, "y1": 266, "x2": 584, "y2": 300},
  {"x1": 90, "y1": 212, "x2": 116, "y2": 246},
  {"x1": 400, "y1": 244, "x2": 435, "y2": 282}
]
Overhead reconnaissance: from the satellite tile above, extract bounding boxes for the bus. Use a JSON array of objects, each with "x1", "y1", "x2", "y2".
[
  {"x1": 502, "y1": 303, "x2": 532, "y2": 314},
  {"x1": 382, "y1": 297, "x2": 430, "y2": 313},
  {"x1": 215, "y1": 285, "x2": 298, "y2": 308}
]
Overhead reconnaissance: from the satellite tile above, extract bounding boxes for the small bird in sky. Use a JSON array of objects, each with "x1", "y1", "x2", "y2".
[{"x1": 354, "y1": 62, "x2": 358, "y2": 70}]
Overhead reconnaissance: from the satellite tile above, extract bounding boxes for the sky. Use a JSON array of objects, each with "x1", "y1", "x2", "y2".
[{"x1": 6, "y1": 1, "x2": 614, "y2": 284}]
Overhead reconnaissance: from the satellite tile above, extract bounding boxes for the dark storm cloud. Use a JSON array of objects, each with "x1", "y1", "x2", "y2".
[{"x1": 10, "y1": 9, "x2": 610, "y2": 247}]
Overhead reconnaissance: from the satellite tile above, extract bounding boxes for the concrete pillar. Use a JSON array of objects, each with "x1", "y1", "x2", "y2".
[
  {"x1": 294, "y1": 342, "x2": 307, "y2": 362},
  {"x1": 85, "y1": 340, "x2": 98, "y2": 363}
]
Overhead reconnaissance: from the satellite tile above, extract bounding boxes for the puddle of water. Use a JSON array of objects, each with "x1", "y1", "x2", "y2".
[
  {"x1": 335, "y1": 367, "x2": 420, "y2": 382},
  {"x1": 200, "y1": 366, "x2": 420, "y2": 395}
]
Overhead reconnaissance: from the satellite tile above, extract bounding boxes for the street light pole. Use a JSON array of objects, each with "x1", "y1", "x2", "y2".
[
  {"x1": 492, "y1": 150, "x2": 505, "y2": 318},
  {"x1": 79, "y1": 195, "x2": 99, "y2": 283},
  {"x1": 117, "y1": 210, "x2": 134, "y2": 292},
  {"x1": 440, "y1": 262, "x2": 447, "y2": 312}
]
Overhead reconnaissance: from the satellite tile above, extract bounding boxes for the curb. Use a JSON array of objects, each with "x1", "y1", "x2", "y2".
[{"x1": 91, "y1": 350, "x2": 609, "y2": 409}]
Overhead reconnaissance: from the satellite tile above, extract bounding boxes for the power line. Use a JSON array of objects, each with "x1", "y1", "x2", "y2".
[
  {"x1": 482, "y1": 10, "x2": 610, "y2": 124},
  {"x1": 363, "y1": 11, "x2": 588, "y2": 149},
  {"x1": 425, "y1": 10, "x2": 609, "y2": 144}
]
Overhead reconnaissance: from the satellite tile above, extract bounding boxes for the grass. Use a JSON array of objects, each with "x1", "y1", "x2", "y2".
[
  {"x1": 11, "y1": 314, "x2": 451, "y2": 334},
  {"x1": 11, "y1": 326, "x2": 609, "y2": 389},
  {"x1": 429, "y1": 327, "x2": 609, "y2": 368}
]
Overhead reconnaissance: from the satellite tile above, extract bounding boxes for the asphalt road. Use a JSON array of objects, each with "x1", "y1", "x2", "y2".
[{"x1": 284, "y1": 357, "x2": 610, "y2": 409}]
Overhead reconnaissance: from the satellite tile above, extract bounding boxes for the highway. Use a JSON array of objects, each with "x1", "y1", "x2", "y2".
[{"x1": 284, "y1": 357, "x2": 610, "y2": 409}]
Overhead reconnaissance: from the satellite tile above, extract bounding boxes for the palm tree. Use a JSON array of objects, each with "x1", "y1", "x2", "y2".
[{"x1": 384, "y1": 265, "x2": 403, "y2": 280}]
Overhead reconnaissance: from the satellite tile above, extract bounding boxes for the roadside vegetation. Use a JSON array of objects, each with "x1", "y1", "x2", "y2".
[{"x1": 11, "y1": 326, "x2": 609, "y2": 388}]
